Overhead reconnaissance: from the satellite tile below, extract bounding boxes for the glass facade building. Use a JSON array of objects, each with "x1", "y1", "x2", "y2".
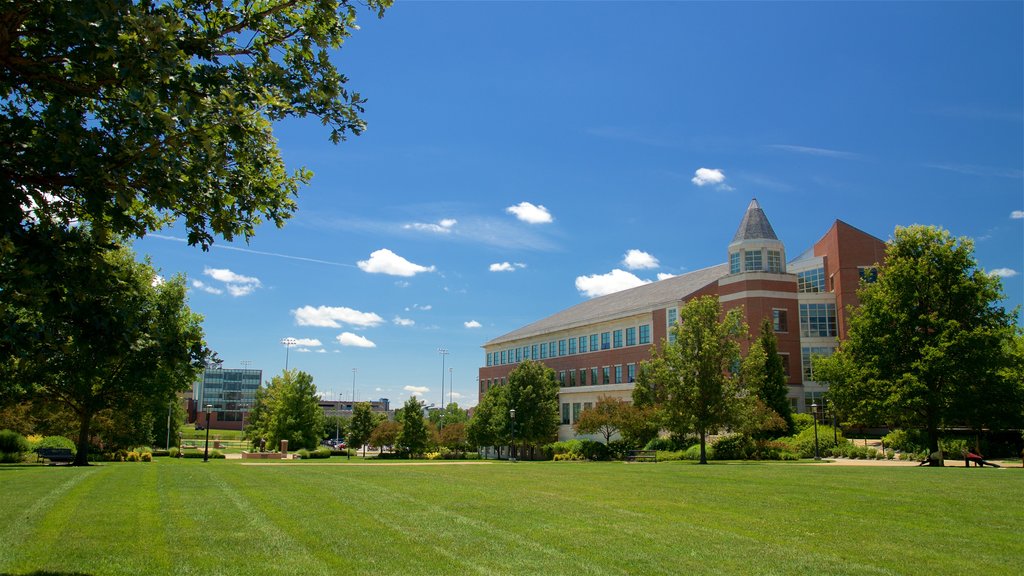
[{"x1": 194, "y1": 367, "x2": 263, "y2": 423}]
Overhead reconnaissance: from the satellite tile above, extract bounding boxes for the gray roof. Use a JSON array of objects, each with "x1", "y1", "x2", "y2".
[
  {"x1": 730, "y1": 198, "x2": 778, "y2": 243},
  {"x1": 485, "y1": 263, "x2": 729, "y2": 347}
]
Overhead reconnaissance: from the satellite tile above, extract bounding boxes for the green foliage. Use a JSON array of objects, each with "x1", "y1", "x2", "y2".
[
  {"x1": 396, "y1": 397, "x2": 429, "y2": 457},
  {"x1": 939, "y1": 438, "x2": 969, "y2": 459},
  {"x1": 683, "y1": 444, "x2": 714, "y2": 461},
  {"x1": 712, "y1": 434, "x2": 755, "y2": 460},
  {"x1": 369, "y1": 420, "x2": 400, "y2": 453},
  {"x1": 246, "y1": 370, "x2": 325, "y2": 451},
  {"x1": 644, "y1": 437, "x2": 685, "y2": 452},
  {"x1": 322, "y1": 415, "x2": 348, "y2": 443},
  {"x1": 817, "y1": 225, "x2": 1022, "y2": 465},
  {"x1": 467, "y1": 385, "x2": 506, "y2": 449},
  {"x1": 1, "y1": 0, "x2": 391, "y2": 248},
  {"x1": 744, "y1": 319, "x2": 794, "y2": 436},
  {"x1": 791, "y1": 413, "x2": 814, "y2": 433},
  {"x1": 505, "y1": 360, "x2": 560, "y2": 447},
  {"x1": 573, "y1": 395, "x2": 631, "y2": 444},
  {"x1": 634, "y1": 296, "x2": 747, "y2": 464},
  {"x1": 0, "y1": 429, "x2": 30, "y2": 456},
  {"x1": 784, "y1": 424, "x2": 846, "y2": 458},
  {"x1": 881, "y1": 429, "x2": 925, "y2": 453},
  {"x1": 347, "y1": 402, "x2": 378, "y2": 456}
]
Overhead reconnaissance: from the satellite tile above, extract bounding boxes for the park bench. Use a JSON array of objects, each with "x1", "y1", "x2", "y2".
[
  {"x1": 35, "y1": 447, "x2": 74, "y2": 465},
  {"x1": 627, "y1": 449, "x2": 657, "y2": 463}
]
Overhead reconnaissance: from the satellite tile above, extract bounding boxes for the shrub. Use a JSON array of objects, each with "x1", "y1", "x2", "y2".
[
  {"x1": 181, "y1": 450, "x2": 225, "y2": 459},
  {"x1": 579, "y1": 440, "x2": 610, "y2": 461},
  {"x1": 712, "y1": 434, "x2": 754, "y2": 460},
  {"x1": 606, "y1": 439, "x2": 633, "y2": 461},
  {"x1": 0, "y1": 430, "x2": 30, "y2": 462},
  {"x1": 297, "y1": 449, "x2": 311, "y2": 459},
  {"x1": 169, "y1": 447, "x2": 180, "y2": 458},
  {"x1": 683, "y1": 444, "x2": 714, "y2": 461},
  {"x1": 553, "y1": 452, "x2": 584, "y2": 461},
  {"x1": 752, "y1": 440, "x2": 801, "y2": 461},
  {"x1": 32, "y1": 435, "x2": 77, "y2": 454},
  {"x1": 791, "y1": 414, "x2": 814, "y2": 433},
  {"x1": 644, "y1": 437, "x2": 683, "y2": 452},
  {"x1": 125, "y1": 451, "x2": 141, "y2": 462},
  {"x1": 784, "y1": 425, "x2": 846, "y2": 458},
  {"x1": 141, "y1": 452, "x2": 153, "y2": 462},
  {"x1": 655, "y1": 450, "x2": 686, "y2": 462},
  {"x1": 310, "y1": 447, "x2": 332, "y2": 459},
  {"x1": 940, "y1": 438, "x2": 969, "y2": 459}
]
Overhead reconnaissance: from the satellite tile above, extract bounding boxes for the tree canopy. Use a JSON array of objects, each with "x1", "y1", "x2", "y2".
[
  {"x1": 815, "y1": 225, "x2": 1022, "y2": 466},
  {"x1": 2, "y1": 0, "x2": 390, "y2": 247},
  {"x1": 347, "y1": 401, "x2": 378, "y2": 457},
  {"x1": 247, "y1": 369, "x2": 325, "y2": 451},
  {"x1": 634, "y1": 295, "x2": 747, "y2": 464},
  {"x1": 0, "y1": 226, "x2": 208, "y2": 464},
  {"x1": 396, "y1": 397, "x2": 429, "y2": 457},
  {"x1": 573, "y1": 396, "x2": 630, "y2": 445}
]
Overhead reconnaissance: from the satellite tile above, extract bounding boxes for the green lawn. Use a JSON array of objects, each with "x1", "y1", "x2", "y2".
[{"x1": 1, "y1": 459, "x2": 1020, "y2": 575}]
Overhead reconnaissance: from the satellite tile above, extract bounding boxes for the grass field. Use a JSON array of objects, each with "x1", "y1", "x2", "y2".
[{"x1": 1, "y1": 459, "x2": 1020, "y2": 576}]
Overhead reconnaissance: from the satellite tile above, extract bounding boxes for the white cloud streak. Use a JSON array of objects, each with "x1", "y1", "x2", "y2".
[
  {"x1": 202, "y1": 267, "x2": 262, "y2": 297},
  {"x1": 403, "y1": 219, "x2": 458, "y2": 234},
  {"x1": 506, "y1": 202, "x2": 553, "y2": 224},
  {"x1": 293, "y1": 305, "x2": 384, "y2": 328},
  {"x1": 1011, "y1": 210, "x2": 1024, "y2": 219},
  {"x1": 357, "y1": 249, "x2": 435, "y2": 277},
  {"x1": 191, "y1": 279, "x2": 223, "y2": 295},
  {"x1": 489, "y1": 262, "x2": 526, "y2": 272},
  {"x1": 404, "y1": 385, "x2": 430, "y2": 395},
  {"x1": 766, "y1": 144, "x2": 862, "y2": 160},
  {"x1": 575, "y1": 269, "x2": 650, "y2": 298},
  {"x1": 989, "y1": 268, "x2": 1018, "y2": 278},
  {"x1": 336, "y1": 332, "x2": 377, "y2": 348}
]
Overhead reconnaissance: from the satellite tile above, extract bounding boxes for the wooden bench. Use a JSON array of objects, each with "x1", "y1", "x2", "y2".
[
  {"x1": 627, "y1": 449, "x2": 657, "y2": 463},
  {"x1": 36, "y1": 447, "x2": 74, "y2": 464}
]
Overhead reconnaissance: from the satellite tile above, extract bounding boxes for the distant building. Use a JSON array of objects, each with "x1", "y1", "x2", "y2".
[
  {"x1": 192, "y1": 365, "x2": 262, "y2": 430},
  {"x1": 478, "y1": 199, "x2": 886, "y2": 441},
  {"x1": 318, "y1": 398, "x2": 391, "y2": 419}
]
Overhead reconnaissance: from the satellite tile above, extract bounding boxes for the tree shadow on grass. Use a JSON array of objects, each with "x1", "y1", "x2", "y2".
[{"x1": 1, "y1": 572, "x2": 94, "y2": 576}]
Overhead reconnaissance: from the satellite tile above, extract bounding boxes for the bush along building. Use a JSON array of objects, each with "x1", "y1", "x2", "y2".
[{"x1": 478, "y1": 199, "x2": 886, "y2": 441}]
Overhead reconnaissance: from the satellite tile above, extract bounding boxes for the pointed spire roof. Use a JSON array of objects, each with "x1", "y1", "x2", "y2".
[{"x1": 731, "y1": 198, "x2": 779, "y2": 243}]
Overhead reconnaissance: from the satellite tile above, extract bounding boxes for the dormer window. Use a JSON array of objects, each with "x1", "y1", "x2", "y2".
[
  {"x1": 729, "y1": 252, "x2": 740, "y2": 274},
  {"x1": 744, "y1": 249, "x2": 763, "y2": 272}
]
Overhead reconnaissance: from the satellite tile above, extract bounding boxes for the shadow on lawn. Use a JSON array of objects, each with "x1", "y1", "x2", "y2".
[{"x1": 1, "y1": 573, "x2": 94, "y2": 576}]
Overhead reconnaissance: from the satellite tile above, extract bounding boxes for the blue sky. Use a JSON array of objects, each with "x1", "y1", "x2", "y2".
[{"x1": 136, "y1": 1, "x2": 1023, "y2": 408}]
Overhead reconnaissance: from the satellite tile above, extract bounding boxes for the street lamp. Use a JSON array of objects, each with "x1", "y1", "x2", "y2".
[
  {"x1": 203, "y1": 404, "x2": 213, "y2": 462},
  {"x1": 352, "y1": 368, "x2": 358, "y2": 404},
  {"x1": 509, "y1": 408, "x2": 516, "y2": 463},
  {"x1": 811, "y1": 402, "x2": 820, "y2": 460},
  {"x1": 448, "y1": 367, "x2": 453, "y2": 407},
  {"x1": 281, "y1": 337, "x2": 298, "y2": 371},
  {"x1": 438, "y1": 348, "x2": 449, "y2": 410}
]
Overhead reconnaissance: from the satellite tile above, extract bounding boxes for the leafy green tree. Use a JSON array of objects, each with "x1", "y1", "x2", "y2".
[
  {"x1": 816, "y1": 225, "x2": 1021, "y2": 466},
  {"x1": 573, "y1": 396, "x2": 630, "y2": 445},
  {"x1": 348, "y1": 402, "x2": 377, "y2": 457},
  {"x1": 634, "y1": 295, "x2": 747, "y2": 464},
  {"x1": 505, "y1": 360, "x2": 560, "y2": 456},
  {"x1": 369, "y1": 419, "x2": 400, "y2": 454},
  {"x1": 1, "y1": 0, "x2": 390, "y2": 248},
  {"x1": 248, "y1": 370, "x2": 325, "y2": 451},
  {"x1": 467, "y1": 385, "x2": 508, "y2": 457},
  {"x1": 752, "y1": 318, "x2": 793, "y2": 435},
  {"x1": 323, "y1": 415, "x2": 348, "y2": 444},
  {"x1": 396, "y1": 397, "x2": 428, "y2": 457},
  {"x1": 437, "y1": 422, "x2": 469, "y2": 454},
  {"x1": 0, "y1": 226, "x2": 208, "y2": 464}
]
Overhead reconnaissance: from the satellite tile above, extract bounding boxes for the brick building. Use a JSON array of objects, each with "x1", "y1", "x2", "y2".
[{"x1": 478, "y1": 199, "x2": 886, "y2": 441}]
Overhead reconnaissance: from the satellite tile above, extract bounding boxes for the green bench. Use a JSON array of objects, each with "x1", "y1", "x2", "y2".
[{"x1": 36, "y1": 447, "x2": 74, "y2": 464}]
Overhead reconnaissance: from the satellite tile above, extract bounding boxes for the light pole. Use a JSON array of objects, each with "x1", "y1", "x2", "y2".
[
  {"x1": 509, "y1": 408, "x2": 516, "y2": 462},
  {"x1": 281, "y1": 337, "x2": 298, "y2": 371},
  {"x1": 811, "y1": 402, "x2": 820, "y2": 460},
  {"x1": 352, "y1": 368, "x2": 358, "y2": 405},
  {"x1": 448, "y1": 367, "x2": 453, "y2": 407},
  {"x1": 166, "y1": 398, "x2": 173, "y2": 450},
  {"x1": 203, "y1": 404, "x2": 213, "y2": 462},
  {"x1": 438, "y1": 348, "x2": 449, "y2": 411}
]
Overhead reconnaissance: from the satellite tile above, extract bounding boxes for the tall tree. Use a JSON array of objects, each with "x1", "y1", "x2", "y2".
[
  {"x1": 348, "y1": 402, "x2": 377, "y2": 457},
  {"x1": 634, "y1": 295, "x2": 747, "y2": 464},
  {"x1": 396, "y1": 396, "x2": 428, "y2": 457},
  {"x1": 815, "y1": 225, "x2": 1020, "y2": 466},
  {"x1": 248, "y1": 370, "x2": 325, "y2": 451},
  {"x1": 466, "y1": 385, "x2": 507, "y2": 457},
  {"x1": 752, "y1": 318, "x2": 794, "y2": 435},
  {"x1": 369, "y1": 420, "x2": 400, "y2": 454},
  {"x1": 504, "y1": 360, "x2": 560, "y2": 455},
  {"x1": 2, "y1": 0, "x2": 390, "y2": 248},
  {"x1": 0, "y1": 226, "x2": 208, "y2": 464}
]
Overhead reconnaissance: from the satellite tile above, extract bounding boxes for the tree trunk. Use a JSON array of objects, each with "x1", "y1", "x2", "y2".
[
  {"x1": 73, "y1": 409, "x2": 93, "y2": 466},
  {"x1": 698, "y1": 432, "x2": 708, "y2": 464},
  {"x1": 927, "y1": 421, "x2": 943, "y2": 467}
]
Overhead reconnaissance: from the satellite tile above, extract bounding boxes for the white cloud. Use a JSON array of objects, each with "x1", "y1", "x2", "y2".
[
  {"x1": 293, "y1": 305, "x2": 384, "y2": 328},
  {"x1": 191, "y1": 279, "x2": 223, "y2": 295},
  {"x1": 657, "y1": 273, "x2": 676, "y2": 281},
  {"x1": 316, "y1": 349, "x2": 327, "y2": 354},
  {"x1": 464, "y1": 320, "x2": 482, "y2": 329},
  {"x1": 403, "y1": 219, "x2": 458, "y2": 234},
  {"x1": 489, "y1": 262, "x2": 526, "y2": 272},
  {"x1": 989, "y1": 268, "x2": 1018, "y2": 278},
  {"x1": 450, "y1": 392, "x2": 464, "y2": 400},
  {"x1": 292, "y1": 338, "x2": 322, "y2": 347},
  {"x1": 336, "y1": 332, "x2": 377, "y2": 348},
  {"x1": 393, "y1": 316, "x2": 415, "y2": 327},
  {"x1": 575, "y1": 269, "x2": 651, "y2": 298},
  {"x1": 404, "y1": 385, "x2": 430, "y2": 395},
  {"x1": 357, "y1": 248, "x2": 435, "y2": 277},
  {"x1": 690, "y1": 168, "x2": 733, "y2": 191},
  {"x1": 406, "y1": 304, "x2": 432, "y2": 311},
  {"x1": 1011, "y1": 210, "x2": 1024, "y2": 219},
  {"x1": 202, "y1": 267, "x2": 262, "y2": 297},
  {"x1": 623, "y1": 249, "x2": 659, "y2": 270},
  {"x1": 506, "y1": 202, "x2": 553, "y2": 224},
  {"x1": 296, "y1": 348, "x2": 312, "y2": 353}
]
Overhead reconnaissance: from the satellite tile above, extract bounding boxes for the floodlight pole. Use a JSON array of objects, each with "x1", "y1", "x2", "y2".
[
  {"x1": 203, "y1": 404, "x2": 213, "y2": 462},
  {"x1": 281, "y1": 337, "x2": 298, "y2": 371},
  {"x1": 811, "y1": 402, "x2": 820, "y2": 460},
  {"x1": 509, "y1": 408, "x2": 516, "y2": 463}
]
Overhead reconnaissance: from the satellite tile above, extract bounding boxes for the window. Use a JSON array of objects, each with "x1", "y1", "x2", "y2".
[
  {"x1": 591, "y1": 367, "x2": 599, "y2": 386},
  {"x1": 531, "y1": 345, "x2": 538, "y2": 360},
  {"x1": 500, "y1": 350, "x2": 506, "y2": 365},
  {"x1": 772, "y1": 309, "x2": 788, "y2": 332},
  {"x1": 779, "y1": 353, "x2": 790, "y2": 378},
  {"x1": 859, "y1": 266, "x2": 879, "y2": 283},
  {"x1": 568, "y1": 370, "x2": 576, "y2": 387},
  {"x1": 590, "y1": 334, "x2": 598, "y2": 352},
  {"x1": 667, "y1": 308, "x2": 678, "y2": 344},
  {"x1": 804, "y1": 391, "x2": 826, "y2": 414},
  {"x1": 639, "y1": 324, "x2": 651, "y2": 345},
  {"x1": 579, "y1": 337, "x2": 587, "y2": 354},
  {"x1": 797, "y1": 268, "x2": 825, "y2": 293},
  {"x1": 486, "y1": 352, "x2": 492, "y2": 367},
  {"x1": 799, "y1": 303, "x2": 837, "y2": 338},
  {"x1": 767, "y1": 250, "x2": 783, "y2": 273},
  {"x1": 602, "y1": 366, "x2": 611, "y2": 384},
  {"x1": 627, "y1": 363, "x2": 636, "y2": 383},
  {"x1": 601, "y1": 332, "x2": 610, "y2": 350},
  {"x1": 614, "y1": 365, "x2": 622, "y2": 384},
  {"x1": 572, "y1": 403, "x2": 581, "y2": 423},
  {"x1": 579, "y1": 368, "x2": 587, "y2": 386},
  {"x1": 515, "y1": 347, "x2": 521, "y2": 363},
  {"x1": 801, "y1": 346, "x2": 835, "y2": 380},
  {"x1": 613, "y1": 330, "x2": 623, "y2": 348},
  {"x1": 626, "y1": 327, "x2": 636, "y2": 346},
  {"x1": 730, "y1": 251, "x2": 741, "y2": 274},
  {"x1": 561, "y1": 403, "x2": 570, "y2": 425},
  {"x1": 745, "y1": 249, "x2": 763, "y2": 272},
  {"x1": 569, "y1": 338, "x2": 576, "y2": 355},
  {"x1": 540, "y1": 343, "x2": 547, "y2": 359},
  {"x1": 549, "y1": 341, "x2": 556, "y2": 356},
  {"x1": 558, "y1": 339, "x2": 566, "y2": 356},
  {"x1": 558, "y1": 370, "x2": 566, "y2": 385},
  {"x1": 583, "y1": 402, "x2": 592, "y2": 412},
  {"x1": 523, "y1": 346, "x2": 530, "y2": 360}
]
